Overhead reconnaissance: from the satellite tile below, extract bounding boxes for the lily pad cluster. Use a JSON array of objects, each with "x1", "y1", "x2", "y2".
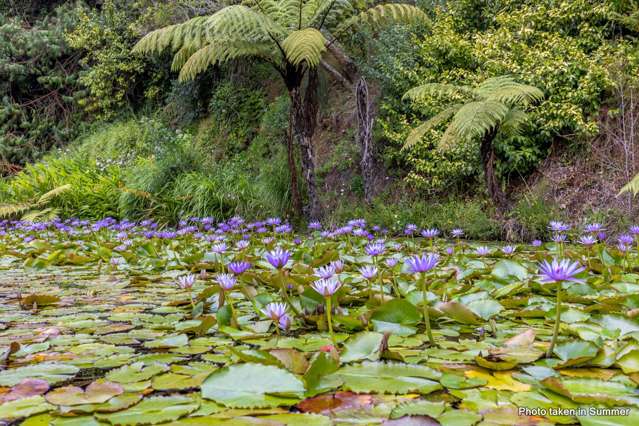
[{"x1": 1, "y1": 217, "x2": 639, "y2": 425}]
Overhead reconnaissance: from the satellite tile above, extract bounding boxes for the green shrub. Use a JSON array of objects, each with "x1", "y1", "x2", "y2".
[{"x1": 510, "y1": 193, "x2": 559, "y2": 240}]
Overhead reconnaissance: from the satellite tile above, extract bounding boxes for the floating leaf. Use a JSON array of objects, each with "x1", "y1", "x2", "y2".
[
  {"x1": 95, "y1": 395, "x2": 199, "y2": 424},
  {"x1": 201, "y1": 363, "x2": 306, "y2": 408},
  {"x1": 330, "y1": 362, "x2": 442, "y2": 394}
]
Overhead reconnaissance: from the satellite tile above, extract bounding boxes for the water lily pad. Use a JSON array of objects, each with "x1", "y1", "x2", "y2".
[
  {"x1": 0, "y1": 395, "x2": 54, "y2": 420},
  {"x1": 201, "y1": 362, "x2": 306, "y2": 407},
  {"x1": 0, "y1": 362, "x2": 79, "y2": 386},
  {"x1": 330, "y1": 361, "x2": 442, "y2": 394},
  {"x1": 95, "y1": 395, "x2": 199, "y2": 425},
  {"x1": 105, "y1": 362, "x2": 169, "y2": 384},
  {"x1": 45, "y1": 380, "x2": 123, "y2": 405},
  {"x1": 340, "y1": 332, "x2": 385, "y2": 363}
]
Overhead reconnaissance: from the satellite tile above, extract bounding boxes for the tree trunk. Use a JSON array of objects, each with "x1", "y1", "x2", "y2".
[
  {"x1": 357, "y1": 77, "x2": 375, "y2": 203},
  {"x1": 288, "y1": 69, "x2": 321, "y2": 220},
  {"x1": 286, "y1": 113, "x2": 303, "y2": 220},
  {"x1": 479, "y1": 131, "x2": 509, "y2": 213}
]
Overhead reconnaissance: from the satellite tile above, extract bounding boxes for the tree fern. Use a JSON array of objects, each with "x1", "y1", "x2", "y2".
[
  {"x1": 0, "y1": 184, "x2": 71, "y2": 220},
  {"x1": 282, "y1": 28, "x2": 327, "y2": 67}
]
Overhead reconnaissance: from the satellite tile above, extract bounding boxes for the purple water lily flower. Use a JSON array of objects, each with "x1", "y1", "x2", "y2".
[
  {"x1": 236, "y1": 240, "x2": 249, "y2": 250},
  {"x1": 578, "y1": 235, "x2": 597, "y2": 246},
  {"x1": 359, "y1": 265, "x2": 378, "y2": 280},
  {"x1": 551, "y1": 234, "x2": 567, "y2": 243},
  {"x1": 538, "y1": 259, "x2": 585, "y2": 284},
  {"x1": 501, "y1": 245, "x2": 516, "y2": 255},
  {"x1": 549, "y1": 221, "x2": 570, "y2": 232},
  {"x1": 618, "y1": 243, "x2": 631, "y2": 253},
  {"x1": 406, "y1": 253, "x2": 440, "y2": 273},
  {"x1": 265, "y1": 248, "x2": 291, "y2": 269},
  {"x1": 262, "y1": 302, "x2": 287, "y2": 320},
  {"x1": 365, "y1": 242, "x2": 386, "y2": 257},
  {"x1": 311, "y1": 277, "x2": 342, "y2": 296},
  {"x1": 531, "y1": 240, "x2": 542, "y2": 247},
  {"x1": 228, "y1": 261, "x2": 251, "y2": 275},
  {"x1": 314, "y1": 264, "x2": 336, "y2": 279},
  {"x1": 217, "y1": 273, "x2": 236, "y2": 291},
  {"x1": 584, "y1": 223, "x2": 604, "y2": 233},
  {"x1": 331, "y1": 260, "x2": 345, "y2": 273},
  {"x1": 211, "y1": 242, "x2": 227, "y2": 254},
  {"x1": 630, "y1": 225, "x2": 639, "y2": 235},
  {"x1": 421, "y1": 228, "x2": 440, "y2": 239},
  {"x1": 177, "y1": 274, "x2": 196, "y2": 289},
  {"x1": 618, "y1": 234, "x2": 634, "y2": 245},
  {"x1": 385, "y1": 257, "x2": 399, "y2": 268},
  {"x1": 308, "y1": 221, "x2": 322, "y2": 230},
  {"x1": 475, "y1": 246, "x2": 490, "y2": 256},
  {"x1": 279, "y1": 314, "x2": 291, "y2": 330},
  {"x1": 445, "y1": 246, "x2": 454, "y2": 255},
  {"x1": 404, "y1": 224, "x2": 418, "y2": 235},
  {"x1": 451, "y1": 228, "x2": 464, "y2": 238}
]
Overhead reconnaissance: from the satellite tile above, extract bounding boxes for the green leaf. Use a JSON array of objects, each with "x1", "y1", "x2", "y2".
[
  {"x1": 340, "y1": 332, "x2": 385, "y2": 363},
  {"x1": 0, "y1": 396, "x2": 53, "y2": 420},
  {"x1": 0, "y1": 363, "x2": 79, "y2": 386},
  {"x1": 371, "y1": 299, "x2": 421, "y2": 325},
  {"x1": 330, "y1": 362, "x2": 442, "y2": 394},
  {"x1": 491, "y1": 260, "x2": 528, "y2": 280},
  {"x1": 95, "y1": 395, "x2": 199, "y2": 425},
  {"x1": 201, "y1": 363, "x2": 306, "y2": 408},
  {"x1": 105, "y1": 362, "x2": 169, "y2": 384},
  {"x1": 553, "y1": 341, "x2": 598, "y2": 367}
]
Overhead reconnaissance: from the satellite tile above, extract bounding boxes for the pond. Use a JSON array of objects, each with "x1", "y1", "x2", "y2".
[{"x1": 0, "y1": 218, "x2": 638, "y2": 425}]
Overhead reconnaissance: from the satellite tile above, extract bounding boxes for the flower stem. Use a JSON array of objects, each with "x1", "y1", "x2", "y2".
[
  {"x1": 326, "y1": 296, "x2": 335, "y2": 344},
  {"x1": 420, "y1": 274, "x2": 434, "y2": 345},
  {"x1": 547, "y1": 286, "x2": 562, "y2": 358}
]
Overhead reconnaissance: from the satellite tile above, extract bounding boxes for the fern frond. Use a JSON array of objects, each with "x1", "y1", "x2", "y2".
[
  {"x1": 619, "y1": 173, "x2": 639, "y2": 196},
  {"x1": 172, "y1": 45, "x2": 200, "y2": 72},
  {"x1": 0, "y1": 203, "x2": 33, "y2": 219},
  {"x1": 500, "y1": 108, "x2": 528, "y2": 136},
  {"x1": 260, "y1": 0, "x2": 300, "y2": 28},
  {"x1": 178, "y1": 41, "x2": 276, "y2": 81},
  {"x1": 133, "y1": 16, "x2": 208, "y2": 54},
  {"x1": 448, "y1": 100, "x2": 510, "y2": 141},
  {"x1": 403, "y1": 83, "x2": 472, "y2": 102},
  {"x1": 403, "y1": 105, "x2": 462, "y2": 149},
  {"x1": 282, "y1": 28, "x2": 327, "y2": 67},
  {"x1": 335, "y1": 4, "x2": 429, "y2": 35},
  {"x1": 36, "y1": 184, "x2": 71, "y2": 206},
  {"x1": 204, "y1": 5, "x2": 286, "y2": 40},
  {"x1": 22, "y1": 208, "x2": 60, "y2": 222},
  {"x1": 304, "y1": 0, "x2": 354, "y2": 30},
  {"x1": 475, "y1": 76, "x2": 544, "y2": 106}
]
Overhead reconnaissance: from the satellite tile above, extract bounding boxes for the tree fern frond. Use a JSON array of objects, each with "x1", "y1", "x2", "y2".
[
  {"x1": 0, "y1": 203, "x2": 33, "y2": 219},
  {"x1": 204, "y1": 5, "x2": 286, "y2": 40},
  {"x1": 260, "y1": 0, "x2": 300, "y2": 28},
  {"x1": 335, "y1": 4, "x2": 429, "y2": 35},
  {"x1": 172, "y1": 45, "x2": 200, "y2": 72},
  {"x1": 178, "y1": 41, "x2": 276, "y2": 81},
  {"x1": 619, "y1": 173, "x2": 639, "y2": 196},
  {"x1": 403, "y1": 105, "x2": 462, "y2": 149},
  {"x1": 475, "y1": 76, "x2": 544, "y2": 106},
  {"x1": 133, "y1": 16, "x2": 208, "y2": 54},
  {"x1": 282, "y1": 28, "x2": 327, "y2": 67},
  {"x1": 500, "y1": 108, "x2": 528, "y2": 136},
  {"x1": 448, "y1": 100, "x2": 510, "y2": 141},
  {"x1": 305, "y1": 0, "x2": 353, "y2": 30},
  {"x1": 36, "y1": 184, "x2": 71, "y2": 206},
  {"x1": 22, "y1": 208, "x2": 60, "y2": 222},
  {"x1": 403, "y1": 83, "x2": 473, "y2": 102}
]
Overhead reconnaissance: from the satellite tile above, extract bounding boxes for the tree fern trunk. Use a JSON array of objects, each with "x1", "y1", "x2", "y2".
[
  {"x1": 286, "y1": 112, "x2": 303, "y2": 220},
  {"x1": 289, "y1": 69, "x2": 321, "y2": 220},
  {"x1": 480, "y1": 132, "x2": 509, "y2": 212},
  {"x1": 357, "y1": 77, "x2": 375, "y2": 203}
]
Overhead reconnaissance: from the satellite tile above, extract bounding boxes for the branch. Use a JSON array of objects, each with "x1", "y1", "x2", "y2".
[{"x1": 320, "y1": 60, "x2": 353, "y2": 88}]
